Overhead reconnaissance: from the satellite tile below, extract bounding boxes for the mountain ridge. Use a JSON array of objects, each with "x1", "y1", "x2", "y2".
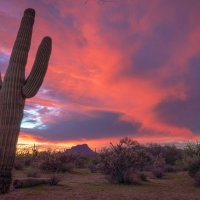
[{"x1": 65, "y1": 144, "x2": 96, "y2": 156}]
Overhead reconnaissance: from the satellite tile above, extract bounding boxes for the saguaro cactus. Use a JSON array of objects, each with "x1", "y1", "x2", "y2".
[{"x1": 0, "y1": 8, "x2": 52, "y2": 193}]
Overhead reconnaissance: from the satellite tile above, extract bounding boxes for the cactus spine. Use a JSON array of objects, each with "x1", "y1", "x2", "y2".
[{"x1": 0, "y1": 8, "x2": 52, "y2": 193}]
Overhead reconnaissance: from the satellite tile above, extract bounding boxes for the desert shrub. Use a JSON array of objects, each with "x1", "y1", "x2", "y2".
[
  {"x1": 184, "y1": 142, "x2": 200, "y2": 158},
  {"x1": 175, "y1": 159, "x2": 188, "y2": 171},
  {"x1": 14, "y1": 160, "x2": 24, "y2": 170},
  {"x1": 186, "y1": 155, "x2": 200, "y2": 177},
  {"x1": 143, "y1": 164, "x2": 153, "y2": 172},
  {"x1": 137, "y1": 172, "x2": 147, "y2": 181},
  {"x1": 36, "y1": 149, "x2": 52, "y2": 160},
  {"x1": 146, "y1": 143, "x2": 163, "y2": 158},
  {"x1": 39, "y1": 159, "x2": 60, "y2": 172},
  {"x1": 146, "y1": 143, "x2": 183, "y2": 165},
  {"x1": 98, "y1": 137, "x2": 147, "y2": 184},
  {"x1": 39, "y1": 159, "x2": 65, "y2": 173},
  {"x1": 136, "y1": 149, "x2": 152, "y2": 171},
  {"x1": 75, "y1": 157, "x2": 87, "y2": 168},
  {"x1": 87, "y1": 164, "x2": 97, "y2": 173},
  {"x1": 176, "y1": 142, "x2": 200, "y2": 176},
  {"x1": 123, "y1": 169, "x2": 141, "y2": 184},
  {"x1": 61, "y1": 163, "x2": 75, "y2": 173},
  {"x1": 24, "y1": 158, "x2": 32, "y2": 167},
  {"x1": 56, "y1": 152, "x2": 77, "y2": 164},
  {"x1": 49, "y1": 174, "x2": 61, "y2": 186},
  {"x1": 164, "y1": 164, "x2": 180, "y2": 172},
  {"x1": 105, "y1": 168, "x2": 141, "y2": 184},
  {"x1": 26, "y1": 167, "x2": 41, "y2": 178},
  {"x1": 194, "y1": 170, "x2": 200, "y2": 187},
  {"x1": 151, "y1": 155, "x2": 166, "y2": 178},
  {"x1": 162, "y1": 145, "x2": 183, "y2": 165},
  {"x1": 153, "y1": 154, "x2": 166, "y2": 169},
  {"x1": 38, "y1": 151, "x2": 77, "y2": 173},
  {"x1": 152, "y1": 167, "x2": 165, "y2": 178},
  {"x1": 90, "y1": 156, "x2": 101, "y2": 165},
  {"x1": 15, "y1": 145, "x2": 39, "y2": 167},
  {"x1": 86, "y1": 155, "x2": 101, "y2": 173}
]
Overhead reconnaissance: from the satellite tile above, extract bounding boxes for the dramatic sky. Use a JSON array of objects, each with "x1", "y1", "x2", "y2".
[{"x1": 1, "y1": 0, "x2": 200, "y2": 150}]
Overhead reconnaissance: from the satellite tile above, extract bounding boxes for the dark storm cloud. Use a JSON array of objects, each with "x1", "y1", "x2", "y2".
[
  {"x1": 154, "y1": 56, "x2": 200, "y2": 133},
  {"x1": 115, "y1": 0, "x2": 193, "y2": 79},
  {"x1": 21, "y1": 110, "x2": 142, "y2": 141}
]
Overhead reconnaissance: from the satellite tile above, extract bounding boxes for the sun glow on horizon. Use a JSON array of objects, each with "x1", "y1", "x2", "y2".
[{"x1": 17, "y1": 132, "x2": 200, "y2": 152}]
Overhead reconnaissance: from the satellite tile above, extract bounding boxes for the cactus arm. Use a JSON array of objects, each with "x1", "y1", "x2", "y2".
[
  {"x1": 22, "y1": 36, "x2": 52, "y2": 98},
  {"x1": 3, "y1": 8, "x2": 35, "y2": 86}
]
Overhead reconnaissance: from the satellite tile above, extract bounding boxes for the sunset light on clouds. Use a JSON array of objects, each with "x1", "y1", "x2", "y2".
[{"x1": 1, "y1": 0, "x2": 200, "y2": 150}]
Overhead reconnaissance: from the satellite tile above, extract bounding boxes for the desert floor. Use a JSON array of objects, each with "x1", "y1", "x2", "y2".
[{"x1": 1, "y1": 169, "x2": 200, "y2": 200}]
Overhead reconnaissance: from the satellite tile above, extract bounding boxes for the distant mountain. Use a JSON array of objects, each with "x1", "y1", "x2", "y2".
[{"x1": 65, "y1": 144, "x2": 96, "y2": 156}]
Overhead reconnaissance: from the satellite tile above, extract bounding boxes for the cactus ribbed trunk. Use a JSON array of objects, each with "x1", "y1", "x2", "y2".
[{"x1": 0, "y1": 8, "x2": 52, "y2": 193}]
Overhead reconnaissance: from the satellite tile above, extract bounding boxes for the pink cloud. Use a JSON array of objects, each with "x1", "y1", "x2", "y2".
[{"x1": 1, "y1": 0, "x2": 200, "y2": 148}]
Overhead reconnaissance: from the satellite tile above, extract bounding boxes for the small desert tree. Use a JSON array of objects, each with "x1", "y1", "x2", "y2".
[{"x1": 98, "y1": 137, "x2": 150, "y2": 183}]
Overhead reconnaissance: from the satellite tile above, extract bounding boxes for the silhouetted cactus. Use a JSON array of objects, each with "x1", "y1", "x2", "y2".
[{"x1": 0, "y1": 8, "x2": 52, "y2": 193}]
